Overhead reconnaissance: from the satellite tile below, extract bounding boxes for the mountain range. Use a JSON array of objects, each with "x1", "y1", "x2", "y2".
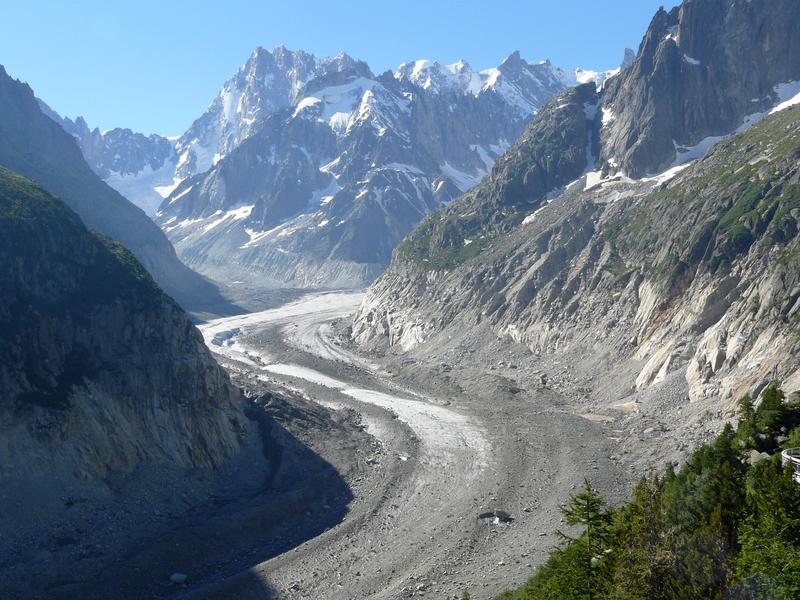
[
  {"x1": 48, "y1": 47, "x2": 623, "y2": 289},
  {"x1": 3, "y1": 0, "x2": 800, "y2": 597}
]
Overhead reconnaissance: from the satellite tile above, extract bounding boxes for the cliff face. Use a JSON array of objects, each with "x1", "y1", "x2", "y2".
[
  {"x1": 0, "y1": 166, "x2": 246, "y2": 512},
  {"x1": 598, "y1": 0, "x2": 800, "y2": 177},
  {"x1": 0, "y1": 65, "x2": 232, "y2": 313},
  {"x1": 354, "y1": 100, "x2": 800, "y2": 409}
]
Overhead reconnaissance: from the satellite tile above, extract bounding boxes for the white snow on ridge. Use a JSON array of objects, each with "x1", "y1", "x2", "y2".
[
  {"x1": 522, "y1": 204, "x2": 549, "y2": 225},
  {"x1": 559, "y1": 66, "x2": 621, "y2": 91},
  {"x1": 168, "y1": 185, "x2": 194, "y2": 205},
  {"x1": 198, "y1": 205, "x2": 255, "y2": 234},
  {"x1": 665, "y1": 25, "x2": 679, "y2": 42},
  {"x1": 642, "y1": 163, "x2": 691, "y2": 184},
  {"x1": 292, "y1": 96, "x2": 322, "y2": 117},
  {"x1": 395, "y1": 59, "x2": 483, "y2": 95},
  {"x1": 770, "y1": 81, "x2": 800, "y2": 114},
  {"x1": 601, "y1": 107, "x2": 616, "y2": 127},
  {"x1": 242, "y1": 221, "x2": 289, "y2": 248},
  {"x1": 348, "y1": 87, "x2": 411, "y2": 140},
  {"x1": 394, "y1": 52, "x2": 610, "y2": 118}
]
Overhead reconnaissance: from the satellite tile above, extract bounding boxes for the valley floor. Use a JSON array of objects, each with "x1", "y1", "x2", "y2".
[{"x1": 189, "y1": 291, "x2": 632, "y2": 600}]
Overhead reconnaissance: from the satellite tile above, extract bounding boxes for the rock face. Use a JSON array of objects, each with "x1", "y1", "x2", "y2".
[
  {"x1": 0, "y1": 66, "x2": 231, "y2": 313},
  {"x1": 598, "y1": 0, "x2": 800, "y2": 177},
  {"x1": 155, "y1": 48, "x2": 597, "y2": 288},
  {"x1": 0, "y1": 167, "x2": 269, "y2": 599},
  {"x1": 0, "y1": 166, "x2": 246, "y2": 490},
  {"x1": 353, "y1": 0, "x2": 800, "y2": 409},
  {"x1": 356, "y1": 102, "x2": 800, "y2": 405}
]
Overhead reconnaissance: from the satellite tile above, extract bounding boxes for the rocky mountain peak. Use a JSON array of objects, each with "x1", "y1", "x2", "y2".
[
  {"x1": 498, "y1": 50, "x2": 525, "y2": 72},
  {"x1": 393, "y1": 58, "x2": 481, "y2": 95},
  {"x1": 620, "y1": 48, "x2": 636, "y2": 69},
  {"x1": 173, "y1": 46, "x2": 368, "y2": 180},
  {"x1": 353, "y1": 1, "x2": 800, "y2": 420},
  {"x1": 599, "y1": 0, "x2": 800, "y2": 177}
]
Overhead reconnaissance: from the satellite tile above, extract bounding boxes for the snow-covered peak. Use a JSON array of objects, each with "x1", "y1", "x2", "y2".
[
  {"x1": 559, "y1": 48, "x2": 636, "y2": 89},
  {"x1": 174, "y1": 46, "x2": 368, "y2": 179},
  {"x1": 479, "y1": 52, "x2": 568, "y2": 117},
  {"x1": 394, "y1": 59, "x2": 483, "y2": 95}
]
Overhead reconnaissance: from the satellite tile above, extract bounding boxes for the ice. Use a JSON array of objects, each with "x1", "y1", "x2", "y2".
[
  {"x1": 264, "y1": 364, "x2": 348, "y2": 389},
  {"x1": 584, "y1": 170, "x2": 605, "y2": 190}
]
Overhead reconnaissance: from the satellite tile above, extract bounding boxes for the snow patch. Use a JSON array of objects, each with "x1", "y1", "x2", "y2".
[
  {"x1": 522, "y1": 203, "x2": 550, "y2": 226},
  {"x1": 770, "y1": 81, "x2": 800, "y2": 114},
  {"x1": 200, "y1": 205, "x2": 254, "y2": 234},
  {"x1": 440, "y1": 162, "x2": 484, "y2": 192},
  {"x1": 665, "y1": 25, "x2": 679, "y2": 42},
  {"x1": 292, "y1": 96, "x2": 322, "y2": 117},
  {"x1": 642, "y1": 163, "x2": 692, "y2": 185}
]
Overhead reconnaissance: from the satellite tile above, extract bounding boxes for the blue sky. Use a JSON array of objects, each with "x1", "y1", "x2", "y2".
[{"x1": 0, "y1": 0, "x2": 680, "y2": 135}]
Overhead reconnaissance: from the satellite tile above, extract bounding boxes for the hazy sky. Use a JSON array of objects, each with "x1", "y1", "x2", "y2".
[{"x1": 1, "y1": 0, "x2": 680, "y2": 135}]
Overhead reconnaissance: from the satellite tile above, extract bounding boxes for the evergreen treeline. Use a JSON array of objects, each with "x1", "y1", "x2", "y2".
[{"x1": 491, "y1": 384, "x2": 800, "y2": 600}]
